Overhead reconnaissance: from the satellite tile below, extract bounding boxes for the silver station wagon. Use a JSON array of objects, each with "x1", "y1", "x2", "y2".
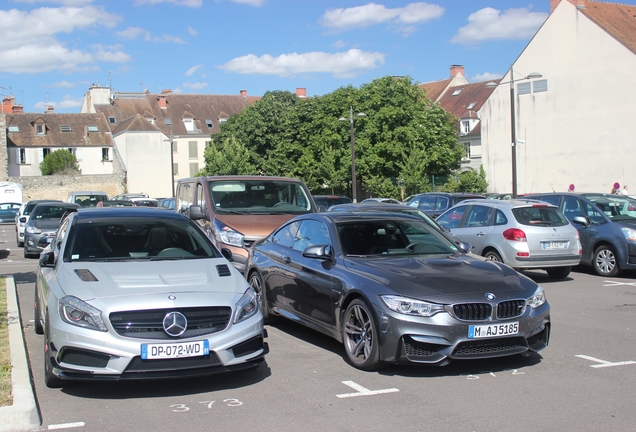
[{"x1": 436, "y1": 199, "x2": 582, "y2": 279}]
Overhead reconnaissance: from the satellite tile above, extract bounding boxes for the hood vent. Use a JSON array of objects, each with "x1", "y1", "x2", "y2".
[
  {"x1": 74, "y1": 269, "x2": 98, "y2": 282},
  {"x1": 216, "y1": 264, "x2": 231, "y2": 277}
]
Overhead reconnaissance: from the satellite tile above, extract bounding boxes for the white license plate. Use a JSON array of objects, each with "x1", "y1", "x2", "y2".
[
  {"x1": 141, "y1": 340, "x2": 209, "y2": 359},
  {"x1": 541, "y1": 241, "x2": 567, "y2": 250},
  {"x1": 468, "y1": 322, "x2": 519, "y2": 339}
]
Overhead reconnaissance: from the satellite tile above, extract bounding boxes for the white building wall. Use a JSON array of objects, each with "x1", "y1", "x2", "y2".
[
  {"x1": 8, "y1": 147, "x2": 114, "y2": 176},
  {"x1": 481, "y1": 1, "x2": 636, "y2": 195},
  {"x1": 172, "y1": 136, "x2": 208, "y2": 182}
]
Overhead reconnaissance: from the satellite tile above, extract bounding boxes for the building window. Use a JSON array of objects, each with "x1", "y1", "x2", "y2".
[
  {"x1": 205, "y1": 119, "x2": 214, "y2": 128},
  {"x1": 189, "y1": 163, "x2": 199, "y2": 177},
  {"x1": 108, "y1": 116, "x2": 116, "y2": 123},
  {"x1": 35, "y1": 124, "x2": 46, "y2": 135},
  {"x1": 183, "y1": 117, "x2": 196, "y2": 133},
  {"x1": 462, "y1": 143, "x2": 470, "y2": 161},
  {"x1": 69, "y1": 148, "x2": 83, "y2": 162},
  {"x1": 452, "y1": 89, "x2": 462, "y2": 96},
  {"x1": 172, "y1": 141, "x2": 178, "y2": 153},
  {"x1": 87, "y1": 125, "x2": 99, "y2": 132},
  {"x1": 461, "y1": 120, "x2": 470, "y2": 134},
  {"x1": 145, "y1": 117, "x2": 155, "y2": 126},
  {"x1": 466, "y1": 102, "x2": 476, "y2": 110},
  {"x1": 16, "y1": 148, "x2": 30, "y2": 165},
  {"x1": 533, "y1": 79, "x2": 548, "y2": 93},
  {"x1": 517, "y1": 82, "x2": 531, "y2": 95},
  {"x1": 164, "y1": 118, "x2": 172, "y2": 126},
  {"x1": 188, "y1": 141, "x2": 198, "y2": 158},
  {"x1": 38, "y1": 148, "x2": 51, "y2": 162},
  {"x1": 219, "y1": 117, "x2": 228, "y2": 124},
  {"x1": 8, "y1": 125, "x2": 19, "y2": 132},
  {"x1": 61, "y1": 125, "x2": 72, "y2": 132},
  {"x1": 173, "y1": 163, "x2": 179, "y2": 175},
  {"x1": 102, "y1": 148, "x2": 112, "y2": 161}
]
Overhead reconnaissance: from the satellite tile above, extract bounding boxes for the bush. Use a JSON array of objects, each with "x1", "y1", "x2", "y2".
[{"x1": 40, "y1": 150, "x2": 80, "y2": 175}]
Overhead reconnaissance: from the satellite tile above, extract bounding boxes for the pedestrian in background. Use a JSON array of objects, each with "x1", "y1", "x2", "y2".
[
  {"x1": 611, "y1": 186, "x2": 618, "y2": 194},
  {"x1": 622, "y1": 185, "x2": 629, "y2": 196}
]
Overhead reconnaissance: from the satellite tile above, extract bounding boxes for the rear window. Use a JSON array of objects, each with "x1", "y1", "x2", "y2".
[
  {"x1": 32, "y1": 205, "x2": 77, "y2": 220},
  {"x1": 72, "y1": 194, "x2": 108, "y2": 207},
  {"x1": 512, "y1": 206, "x2": 569, "y2": 227},
  {"x1": 314, "y1": 196, "x2": 353, "y2": 207}
]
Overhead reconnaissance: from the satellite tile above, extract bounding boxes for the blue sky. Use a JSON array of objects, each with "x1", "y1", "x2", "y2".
[{"x1": 1, "y1": 0, "x2": 634, "y2": 113}]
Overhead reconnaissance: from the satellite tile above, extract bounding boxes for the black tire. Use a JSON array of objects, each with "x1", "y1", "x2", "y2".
[
  {"x1": 483, "y1": 249, "x2": 503, "y2": 263},
  {"x1": 593, "y1": 245, "x2": 620, "y2": 277},
  {"x1": 342, "y1": 299, "x2": 382, "y2": 371},
  {"x1": 546, "y1": 266, "x2": 571, "y2": 280},
  {"x1": 34, "y1": 285, "x2": 43, "y2": 335},
  {"x1": 248, "y1": 271, "x2": 275, "y2": 324},
  {"x1": 44, "y1": 321, "x2": 63, "y2": 388}
]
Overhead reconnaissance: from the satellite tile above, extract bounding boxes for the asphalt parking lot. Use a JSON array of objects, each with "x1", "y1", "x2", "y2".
[{"x1": 1, "y1": 222, "x2": 636, "y2": 432}]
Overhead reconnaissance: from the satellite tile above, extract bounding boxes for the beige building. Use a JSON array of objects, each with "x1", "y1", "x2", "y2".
[{"x1": 481, "y1": 0, "x2": 636, "y2": 195}]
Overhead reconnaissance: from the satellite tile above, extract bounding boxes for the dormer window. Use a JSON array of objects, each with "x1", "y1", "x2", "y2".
[
  {"x1": 183, "y1": 117, "x2": 196, "y2": 133},
  {"x1": 219, "y1": 117, "x2": 228, "y2": 124},
  {"x1": 205, "y1": 119, "x2": 214, "y2": 128},
  {"x1": 36, "y1": 124, "x2": 46, "y2": 135},
  {"x1": 8, "y1": 126, "x2": 19, "y2": 132},
  {"x1": 146, "y1": 117, "x2": 156, "y2": 126},
  {"x1": 461, "y1": 120, "x2": 470, "y2": 134}
]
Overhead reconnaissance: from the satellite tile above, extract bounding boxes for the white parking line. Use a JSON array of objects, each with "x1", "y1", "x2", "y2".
[
  {"x1": 603, "y1": 280, "x2": 636, "y2": 287},
  {"x1": 48, "y1": 422, "x2": 85, "y2": 430},
  {"x1": 575, "y1": 354, "x2": 636, "y2": 368},
  {"x1": 336, "y1": 381, "x2": 399, "y2": 398}
]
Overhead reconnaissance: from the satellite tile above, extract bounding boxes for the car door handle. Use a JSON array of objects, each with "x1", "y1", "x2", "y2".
[
  {"x1": 477, "y1": 232, "x2": 485, "y2": 236},
  {"x1": 283, "y1": 255, "x2": 291, "y2": 264}
]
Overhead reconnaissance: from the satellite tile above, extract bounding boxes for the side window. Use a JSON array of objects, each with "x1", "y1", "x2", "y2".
[
  {"x1": 494, "y1": 209, "x2": 508, "y2": 226},
  {"x1": 195, "y1": 182, "x2": 206, "y2": 211},
  {"x1": 437, "y1": 206, "x2": 468, "y2": 229},
  {"x1": 176, "y1": 182, "x2": 194, "y2": 214},
  {"x1": 293, "y1": 220, "x2": 331, "y2": 252},
  {"x1": 436, "y1": 197, "x2": 450, "y2": 210},
  {"x1": 465, "y1": 205, "x2": 493, "y2": 227},
  {"x1": 583, "y1": 202, "x2": 606, "y2": 225},
  {"x1": 562, "y1": 197, "x2": 583, "y2": 220},
  {"x1": 55, "y1": 218, "x2": 70, "y2": 260},
  {"x1": 535, "y1": 195, "x2": 561, "y2": 206},
  {"x1": 417, "y1": 196, "x2": 437, "y2": 211},
  {"x1": 272, "y1": 221, "x2": 301, "y2": 248}
]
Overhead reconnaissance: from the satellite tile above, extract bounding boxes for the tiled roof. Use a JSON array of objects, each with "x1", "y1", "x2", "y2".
[
  {"x1": 579, "y1": 1, "x2": 636, "y2": 56},
  {"x1": 94, "y1": 93, "x2": 259, "y2": 136},
  {"x1": 6, "y1": 113, "x2": 113, "y2": 148},
  {"x1": 436, "y1": 80, "x2": 500, "y2": 119},
  {"x1": 112, "y1": 114, "x2": 163, "y2": 135},
  {"x1": 419, "y1": 78, "x2": 454, "y2": 102}
]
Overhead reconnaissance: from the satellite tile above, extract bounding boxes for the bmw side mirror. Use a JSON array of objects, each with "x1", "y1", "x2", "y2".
[
  {"x1": 39, "y1": 251, "x2": 55, "y2": 268},
  {"x1": 303, "y1": 244, "x2": 332, "y2": 260},
  {"x1": 457, "y1": 241, "x2": 472, "y2": 253}
]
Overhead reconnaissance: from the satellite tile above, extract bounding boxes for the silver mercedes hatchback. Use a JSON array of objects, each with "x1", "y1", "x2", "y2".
[{"x1": 436, "y1": 199, "x2": 582, "y2": 279}]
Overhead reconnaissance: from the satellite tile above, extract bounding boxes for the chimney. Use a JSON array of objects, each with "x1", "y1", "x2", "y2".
[
  {"x1": 161, "y1": 89, "x2": 173, "y2": 94},
  {"x1": 2, "y1": 96, "x2": 15, "y2": 113},
  {"x1": 46, "y1": 105, "x2": 54, "y2": 113},
  {"x1": 450, "y1": 65, "x2": 465, "y2": 78},
  {"x1": 296, "y1": 88, "x2": 307, "y2": 98},
  {"x1": 158, "y1": 95, "x2": 167, "y2": 109},
  {"x1": 551, "y1": 0, "x2": 585, "y2": 13},
  {"x1": 240, "y1": 90, "x2": 247, "y2": 98},
  {"x1": 12, "y1": 105, "x2": 23, "y2": 113}
]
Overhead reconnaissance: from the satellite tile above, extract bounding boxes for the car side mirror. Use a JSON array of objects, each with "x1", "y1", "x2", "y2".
[
  {"x1": 39, "y1": 251, "x2": 55, "y2": 268},
  {"x1": 19, "y1": 216, "x2": 27, "y2": 223},
  {"x1": 317, "y1": 205, "x2": 328, "y2": 212},
  {"x1": 220, "y1": 248, "x2": 233, "y2": 261},
  {"x1": 188, "y1": 205, "x2": 204, "y2": 220},
  {"x1": 303, "y1": 244, "x2": 332, "y2": 260},
  {"x1": 456, "y1": 241, "x2": 472, "y2": 253},
  {"x1": 571, "y1": 216, "x2": 588, "y2": 229}
]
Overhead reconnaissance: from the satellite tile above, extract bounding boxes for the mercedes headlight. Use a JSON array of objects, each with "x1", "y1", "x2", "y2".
[
  {"x1": 527, "y1": 287, "x2": 546, "y2": 309},
  {"x1": 58, "y1": 296, "x2": 107, "y2": 331},
  {"x1": 381, "y1": 295, "x2": 445, "y2": 317},
  {"x1": 233, "y1": 287, "x2": 259, "y2": 324}
]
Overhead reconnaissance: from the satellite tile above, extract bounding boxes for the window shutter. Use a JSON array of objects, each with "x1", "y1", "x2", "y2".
[
  {"x1": 76, "y1": 148, "x2": 83, "y2": 161},
  {"x1": 25, "y1": 149, "x2": 31, "y2": 164},
  {"x1": 38, "y1": 149, "x2": 44, "y2": 162},
  {"x1": 15, "y1": 149, "x2": 21, "y2": 164},
  {"x1": 108, "y1": 148, "x2": 113, "y2": 161}
]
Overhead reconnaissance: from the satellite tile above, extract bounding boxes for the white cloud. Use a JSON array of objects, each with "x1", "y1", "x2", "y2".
[
  {"x1": 133, "y1": 0, "x2": 203, "y2": 7},
  {"x1": 219, "y1": 49, "x2": 385, "y2": 79},
  {"x1": 185, "y1": 64, "x2": 203, "y2": 76},
  {"x1": 116, "y1": 26, "x2": 186, "y2": 43},
  {"x1": 50, "y1": 80, "x2": 76, "y2": 88},
  {"x1": 321, "y1": 2, "x2": 444, "y2": 32},
  {"x1": 116, "y1": 27, "x2": 146, "y2": 39},
  {"x1": 187, "y1": 25, "x2": 198, "y2": 36},
  {"x1": 332, "y1": 40, "x2": 346, "y2": 48},
  {"x1": 472, "y1": 72, "x2": 504, "y2": 83},
  {"x1": 0, "y1": 44, "x2": 94, "y2": 73},
  {"x1": 230, "y1": 0, "x2": 266, "y2": 5},
  {"x1": 92, "y1": 44, "x2": 131, "y2": 62},
  {"x1": 182, "y1": 82, "x2": 208, "y2": 90},
  {"x1": 451, "y1": 7, "x2": 548, "y2": 44},
  {"x1": 34, "y1": 94, "x2": 83, "y2": 110}
]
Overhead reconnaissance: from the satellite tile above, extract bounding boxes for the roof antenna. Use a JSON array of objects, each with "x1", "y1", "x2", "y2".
[{"x1": 549, "y1": 182, "x2": 555, "y2": 192}]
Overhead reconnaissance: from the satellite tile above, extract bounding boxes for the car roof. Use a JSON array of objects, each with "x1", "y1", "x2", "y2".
[
  {"x1": 300, "y1": 210, "x2": 423, "y2": 224},
  {"x1": 452, "y1": 198, "x2": 557, "y2": 208},
  {"x1": 330, "y1": 203, "x2": 409, "y2": 211},
  {"x1": 180, "y1": 175, "x2": 306, "y2": 183},
  {"x1": 33, "y1": 202, "x2": 80, "y2": 209},
  {"x1": 75, "y1": 207, "x2": 186, "y2": 221}
]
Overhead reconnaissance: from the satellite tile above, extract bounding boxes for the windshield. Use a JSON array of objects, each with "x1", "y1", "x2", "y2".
[
  {"x1": 337, "y1": 219, "x2": 457, "y2": 256},
  {"x1": 72, "y1": 194, "x2": 108, "y2": 207},
  {"x1": 208, "y1": 179, "x2": 313, "y2": 215},
  {"x1": 65, "y1": 218, "x2": 221, "y2": 262},
  {"x1": 32, "y1": 205, "x2": 77, "y2": 220},
  {"x1": 585, "y1": 195, "x2": 636, "y2": 220}
]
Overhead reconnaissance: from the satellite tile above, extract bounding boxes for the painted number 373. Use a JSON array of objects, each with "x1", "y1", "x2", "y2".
[{"x1": 170, "y1": 399, "x2": 243, "y2": 412}]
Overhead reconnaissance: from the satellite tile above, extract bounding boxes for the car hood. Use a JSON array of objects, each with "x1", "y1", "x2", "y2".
[
  {"x1": 613, "y1": 219, "x2": 636, "y2": 229},
  {"x1": 56, "y1": 259, "x2": 248, "y2": 303},
  {"x1": 29, "y1": 219, "x2": 61, "y2": 230},
  {"x1": 216, "y1": 214, "x2": 298, "y2": 239},
  {"x1": 344, "y1": 254, "x2": 537, "y2": 302}
]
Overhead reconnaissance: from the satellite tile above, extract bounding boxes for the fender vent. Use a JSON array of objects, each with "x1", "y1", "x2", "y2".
[
  {"x1": 216, "y1": 264, "x2": 231, "y2": 277},
  {"x1": 74, "y1": 269, "x2": 98, "y2": 282}
]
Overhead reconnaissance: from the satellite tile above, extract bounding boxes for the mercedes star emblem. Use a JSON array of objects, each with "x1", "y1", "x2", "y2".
[{"x1": 163, "y1": 311, "x2": 187, "y2": 337}]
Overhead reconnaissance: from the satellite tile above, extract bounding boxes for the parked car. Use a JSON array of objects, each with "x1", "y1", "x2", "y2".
[
  {"x1": 15, "y1": 199, "x2": 63, "y2": 247},
  {"x1": 34, "y1": 207, "x2": 267, "y2": 388},
  {"x1": 524, "y1": 192, "x2": 636, "y2": 276},
  {"x1": 67, "y1": 191, "x2": 109, "y2": 208},
  {"x1": 159, "y1": 197, "x2": 175, "y2": 210},
  {"x1": 406, "y1": 192, "x2": 486, "y2": 218},
  {"x1": 245, "y1": 211, "x2": 550, "y2": 370},
  {"x1": 361, "y1": 197, "x2": 401, "y2": 204},
  {"x1": 436, "y1": 199, "x2": 581, "y2": 279},
  {"x1": 312, "y1": 195, "x2": 352, "y2": 209},
  {"x1": 176, "y1": 175, "x2": 318, "y2": 274},
  {"x1": 96, "y1": 200, "x2": 135, "y2": 207},
  {"x1": 0, "y1": 202, "x2": 21, "y2": 223},
  {"x1": 111, "y1": 193, "x2": 149, "y2": 201},
  {"x1": 127, "y1": 197, "x2": 160, "y2": 207},
  {"x1": 24, "y1": 202, "x2": 81, "y2": 258}
]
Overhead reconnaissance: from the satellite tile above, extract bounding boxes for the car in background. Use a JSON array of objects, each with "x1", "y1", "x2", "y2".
[
  {"x1": 361, "y1": 197, "x2": 401, "y2": 204},
  {"x1": 488, "y1": 193, "x2": 513, "y2": 200},
  {"x1": 96, "y1": 200, "x2": 135, "y2": 207},
  {"x1": 406, "y1": 192, "x2": 486, "y2": 218},
  {"x1": 524, "y1": 192, "x2": 636, "y2": 276},
  {"x1": 0, "y1": 202, "x2": 21, "y2": 223},
  {"x1": 34, "y1": 207, "x2": 267, "y2": 387},
  {"x1": 159, "y1": 197, "x2": 175, "y2": 210},
  {"x1": 245, "y1": 211, "x2": 550, "y2": 370},
  {"x1": 436, "y1": 199, "x2": 582, "y2": 279},
  {"x1": 15, "y1": 199, "x2": 63, "y2": 247},
  {"x1": 23, "y1": 202, "x2": 81, "y2": 258},
  {"x1": 312, "y1": 195, "x2": 352, "y2": 209},
  {"x1": 177, "y1": 175, "x2": 318, "y2": 274},
  {"x1": 111, "y1": 193, "x2": 149, "y2": 201},
  {"x1": 67, "y1": 191, "x2": 109, "y2": 208},
  {"x1": 127, "y1": 197, "x2": 160, "y2": 207}
]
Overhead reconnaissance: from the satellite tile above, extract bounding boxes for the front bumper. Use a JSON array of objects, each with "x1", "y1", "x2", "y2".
[
  {"x1": 375, "y1": 300, "x2": 550, "y2": 365},
  {"x1": 24, "y1": 232, "x2": 55, "y2": 253}
]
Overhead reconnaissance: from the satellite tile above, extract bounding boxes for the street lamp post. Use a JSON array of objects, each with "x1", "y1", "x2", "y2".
[
  {"x1": 339, "y1": 106, "x2": 366, "y2": 203},
  {"x1": 487, "y1": 68, "x2": 542, "y2": 198}
]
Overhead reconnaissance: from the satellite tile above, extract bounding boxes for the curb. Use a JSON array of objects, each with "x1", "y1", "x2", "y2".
[{"x1": 0, "y1": 276, "x2": 40, "y2": 432}]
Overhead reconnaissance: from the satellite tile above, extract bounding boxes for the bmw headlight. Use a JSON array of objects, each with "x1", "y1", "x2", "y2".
[
  {"x1": 381, "y1": 295, "x2": 446, "y2": 317},
  {"x1": 527, "y1": 287, "x2": 547, "y2": 309},
  {"x1": 58, "y1": 296, "x2": 107, "y2": 331},
  {"x1": 233, "y1": 287, "x2": 259, "y2": 324},
  {"x1": 26, "y1": 226, "x2": 41, "y2": 234},
  {"x1": 214, "y1": 219, "x2": 245, "y2": 247},
  {"x1": 621, "y1": 226, "x2": 636, "y2": 242}
]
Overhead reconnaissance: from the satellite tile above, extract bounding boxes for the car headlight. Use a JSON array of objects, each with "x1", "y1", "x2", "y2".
[
  {"x1": 233, "y1": 287, "x2": 259, "y2": 324},
  {"x1": 621, "y1": 226, "x2": 636, "y2": 242},
  {"x1": 58, "y1": 296, "x2": 107, "y2": 331},
  {"x1": 213, "y1": 219, "x2": 245, "y2": 247},
  {"x1": 26, "y1": 226, "x2": 41, "y2": 234},
  {"x1": 381, "y1": 295, "x2": 446, "y2": 317},
  {"x1": 527, "y1": 287, "x2": 546, "y2": 309}
]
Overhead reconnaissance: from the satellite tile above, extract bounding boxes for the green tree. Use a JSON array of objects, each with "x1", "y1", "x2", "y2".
[
  {"x1": 40, "y1": 149, "x2": 79, "y2": 175},
  {"x1": 198, "y1": 136, "x2": 257, "y2": 176},
  {"x1": 442, "y1": 165, "x2": 489, "y2": 193}
]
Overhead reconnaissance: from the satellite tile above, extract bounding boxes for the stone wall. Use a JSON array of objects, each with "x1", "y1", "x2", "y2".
[{"x1": 12, "y1": 173, "x2": 126, "y2": 202}]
